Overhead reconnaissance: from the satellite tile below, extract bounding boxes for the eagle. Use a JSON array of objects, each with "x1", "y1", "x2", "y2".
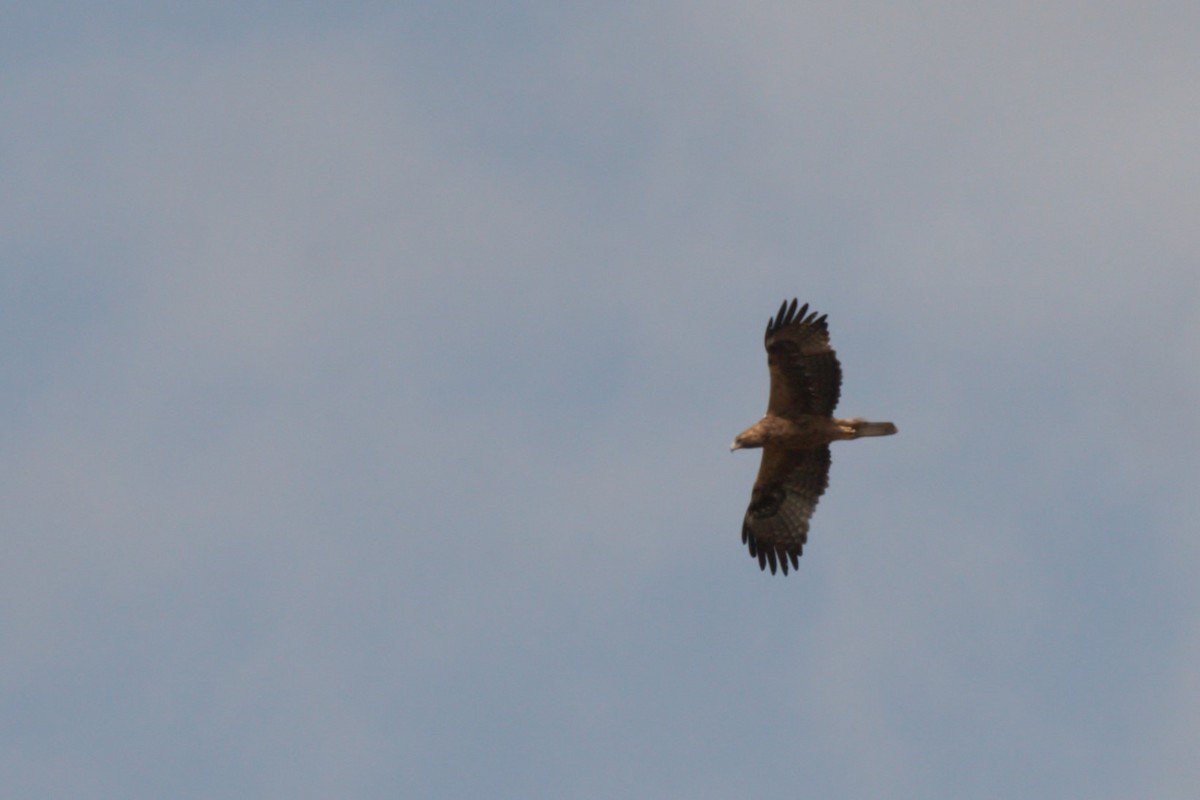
[{"x1": 730, "y1": 299, "x2": 896, "y2": 574}]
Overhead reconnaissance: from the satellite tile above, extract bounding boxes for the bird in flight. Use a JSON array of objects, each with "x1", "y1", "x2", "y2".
[{"x1": 731, "y1": 299, "x2": 896, "y2": 574}]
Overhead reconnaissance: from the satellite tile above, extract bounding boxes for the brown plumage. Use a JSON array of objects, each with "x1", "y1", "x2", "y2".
[{"x1": 730, "y1": 300, "x2": 896, "y2": 574}]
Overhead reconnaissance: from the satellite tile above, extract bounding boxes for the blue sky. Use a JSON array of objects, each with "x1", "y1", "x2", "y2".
[{"x1": 4, "y1": 3, "x2": 1199, "y2": 797}]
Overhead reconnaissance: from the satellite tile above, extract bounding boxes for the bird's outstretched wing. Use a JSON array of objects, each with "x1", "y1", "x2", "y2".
[
  {"x1": 741, "y1": 445, "x2": 831, "y2": 574},
  {"x1": 764, "y1": 299, "x2": 842, "y2": 418}
]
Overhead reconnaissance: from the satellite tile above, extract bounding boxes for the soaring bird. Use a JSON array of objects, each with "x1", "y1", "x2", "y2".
[{"x1": 731, "y1": 300, "x2": 896, "y2": 574}]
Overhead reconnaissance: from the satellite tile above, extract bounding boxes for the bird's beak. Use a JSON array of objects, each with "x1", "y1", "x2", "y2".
[{"x1": 729, "y1": 440, "x2": 741, "y2": 452}]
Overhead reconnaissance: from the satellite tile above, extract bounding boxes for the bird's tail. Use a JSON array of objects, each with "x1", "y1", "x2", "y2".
[{"x1": 850, "y1": 419, "x2": 898, "y2": 437}]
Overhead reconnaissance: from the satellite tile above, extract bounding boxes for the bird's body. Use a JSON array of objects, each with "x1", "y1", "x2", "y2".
[
  {"x1": 734, "y1": 414, "x2": 896, "y2": 451},
  {"x1": 731, "y1": 299, "x2": 896, "y2": 574}
]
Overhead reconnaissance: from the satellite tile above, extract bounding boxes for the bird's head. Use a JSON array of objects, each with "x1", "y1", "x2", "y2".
[{"x1": 730, "y1": 427, "x2": 765, "y2": 452}]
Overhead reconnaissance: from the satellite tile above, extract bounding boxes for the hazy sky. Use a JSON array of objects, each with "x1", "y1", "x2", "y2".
[{"x1": 4, "y1": 3, "x2": 1199, "y2": 798}]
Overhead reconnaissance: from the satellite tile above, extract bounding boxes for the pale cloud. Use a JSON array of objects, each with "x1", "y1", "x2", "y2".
[{"x1": 2, "y1": 4, "x2": 1198, "y2": 798}]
